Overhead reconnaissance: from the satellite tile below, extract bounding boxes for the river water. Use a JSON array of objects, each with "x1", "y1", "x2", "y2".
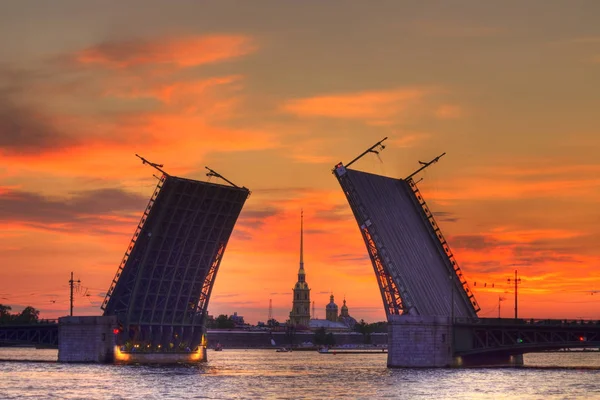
[{"x1": 1, "y1": 348, "x2": 599, "y2": 399}]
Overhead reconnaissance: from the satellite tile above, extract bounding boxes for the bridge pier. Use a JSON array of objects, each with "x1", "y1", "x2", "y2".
[
  {"x1": 58, "y1": 316, "x2": 117, "y2": 363},
  {"x1": 388, "y1": 315, "x2": 453, "y2": 367},
  {"x1": 388, "y1": 315, "x2": 527, "y2": 367}
]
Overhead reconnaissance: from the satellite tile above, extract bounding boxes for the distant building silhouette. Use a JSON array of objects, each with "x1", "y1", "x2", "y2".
[
  {"x1": 289, "y1": 211, "x2": 310, "y2": 326},
  {"x1": 337, "y1": 298, "x2": 357, "y2": 329},
  {"x1": 326, "y1": 294, "x2": 339, "y2": 322},
  {"x1": 310, "y1": 294, "x2": 356, "y2": 331}
]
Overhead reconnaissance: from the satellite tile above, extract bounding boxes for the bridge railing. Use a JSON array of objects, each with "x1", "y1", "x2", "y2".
[
  {"x1": 0, "y1": 322, "x2": 59, "y2": 346},
  {"x1": 101, "y1": 174, "x2": 166, "y2": 311},
  {"x1": 454, "y1": 317, "x2": 600, "y2": 326},
  {"x1": 0, "y1": 319, "x2": 58, "y2": 326},
  {"x1": 406, "y1": 178, "x2": 480, "y2": 314},
  {"x1": 454, "y1": 316, "x2": 600, "y2": 356}
]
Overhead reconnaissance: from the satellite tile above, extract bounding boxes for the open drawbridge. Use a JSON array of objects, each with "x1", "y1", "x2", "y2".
[
  {"x1": 102, "y1": 157, "x2": 250, "y2": 349},
  {"x1": 333, "y1": 138, "x2": 479, "y2": 319}
]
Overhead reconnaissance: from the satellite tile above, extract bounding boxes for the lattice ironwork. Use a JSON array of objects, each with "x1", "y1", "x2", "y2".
[
  {"x1": 362, "y1": 226, "x2": 404, "y2": 316},
  {"x1": 407, "y1": 178, "x2": 481, "y2": 313},
  {"x1": 0, "y1": 323, "x2": 59, "y2": 347},
  {"x1": 102, "y1": 174, "x2": 249, "y2": 349},
  {"x1": 196, "y1": 242, "x2": 225, "y2": 320},
  {"x1": 101, "y1": 175, "x2": 166, "y2": 311},
  {"x1": 454, "y1": 318, "x2": 600, "y2": 356},
  {"x1": 333, "y1": 164, "x2": 409, "y2": 317}
]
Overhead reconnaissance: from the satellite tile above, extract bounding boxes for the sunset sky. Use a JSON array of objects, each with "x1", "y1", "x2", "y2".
[{"x1": 1, "y1": 1, "x2": 599, "y2": 324}]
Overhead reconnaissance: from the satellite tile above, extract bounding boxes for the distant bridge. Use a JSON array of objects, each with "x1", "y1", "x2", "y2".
[
  {"x1": 454, "y1": 318, "x2": 600, "y2": 365},
  {"x1": 333, "y1": 138, "x2": 600, "y2": 367},
  {"x1": 0, "y1": 321, "x2": 58, "y2": 347}
]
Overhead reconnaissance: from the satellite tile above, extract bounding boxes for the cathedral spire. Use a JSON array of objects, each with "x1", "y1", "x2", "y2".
[
  {"x1": 299, "y1": 210, "x2": 304, "y2": 273},
  {"x1": 290, "y1": 209, "x2": 310, "y2": 327}
]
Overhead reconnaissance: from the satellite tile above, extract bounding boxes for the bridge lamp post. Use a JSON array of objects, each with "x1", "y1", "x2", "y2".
[{"x1": 507, "y1": 269, "x2": 522, "y2": 320}]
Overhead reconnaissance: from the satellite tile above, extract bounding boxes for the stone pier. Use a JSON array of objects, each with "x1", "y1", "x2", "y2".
[
  {"x1": 387, "y1": 315, "x2": 453, "y2": 367},
  {"x1": 58, "y1": 315, "x2": 117, "y2": 363}
]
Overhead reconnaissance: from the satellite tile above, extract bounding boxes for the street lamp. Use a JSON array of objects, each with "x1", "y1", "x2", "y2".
[{"x1": 507, "y1": 269, "x2": 522, "y2": 319}]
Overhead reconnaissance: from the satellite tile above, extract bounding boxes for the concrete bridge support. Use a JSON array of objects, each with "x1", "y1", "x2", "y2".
[
  {"x1": 58, "y1": 316, "x2": 117, "y2": 363},
  {"x1": 387, "y1": 315, "x2": 453, "y2": 367},
  {"x1": 388, "y1": 315, "x2": 526, "y2": 367}
]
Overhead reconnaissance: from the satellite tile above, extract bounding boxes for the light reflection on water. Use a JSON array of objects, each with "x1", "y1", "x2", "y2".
[{"x1": 0, "y1": 348, "x2": 599, "y2": 399}]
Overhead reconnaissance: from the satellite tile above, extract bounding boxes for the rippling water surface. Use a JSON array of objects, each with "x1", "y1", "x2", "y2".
[{"x1": 1, "y1": 348, "x2": 599, "y2": 399}]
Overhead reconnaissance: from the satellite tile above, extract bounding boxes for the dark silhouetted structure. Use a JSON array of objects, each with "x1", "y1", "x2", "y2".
[
  {"x1": 102, "y1": 161, "x2": 249, "y2": 350},
  {"x1": 333, "y1": 143, "x2": 479, "y2": 319}
]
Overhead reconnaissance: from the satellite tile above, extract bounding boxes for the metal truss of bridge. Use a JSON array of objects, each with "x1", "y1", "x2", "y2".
[
  {"x1": 454, "y1": 318, "x2": 600, "y2": 364},
  {"x1": 333, "y1": 138, "x2": 479, "y2": 320},
  {"x1": 0, "y1": 321, "x2": 58, "y2": 348},
  {"x1": 102, "y1": 158, "x2": 250, "y2": 350}
]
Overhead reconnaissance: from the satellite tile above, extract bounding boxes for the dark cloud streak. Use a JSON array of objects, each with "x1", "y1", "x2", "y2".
[
  {"x1": 0, "y1": 96, "x2": 77, "y2": 155},
  {"x1": 0, "y1": 187, "x2": 146, "y2": 234}
]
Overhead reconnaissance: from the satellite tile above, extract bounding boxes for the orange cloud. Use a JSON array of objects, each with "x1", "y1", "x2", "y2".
[
  {"x1": 389, "y1": 132, "x2": 431, "y2": 148},
  {"x1": 282, "y1": 87, "x2": 435, "y2": 124},
  {"x1": 74, "y1": 35, "x2": 256, "y2": 69},
  {"x1": 487, "y1": 227, "x2": 583, "y2": 243},
  {"x1": 0, "y1": 69, "x2": 276, "y2": 181},
  {"x1": 105, "y1": 75, "x2": 243, "y2": 105},
  {"x1": 429, "y1": 175, "x2": 600, "y2": 201}
]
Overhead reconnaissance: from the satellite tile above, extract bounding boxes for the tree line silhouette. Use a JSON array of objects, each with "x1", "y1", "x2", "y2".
[{"x1": 0, "y1": 304, "x2": 41, "y2": 324}]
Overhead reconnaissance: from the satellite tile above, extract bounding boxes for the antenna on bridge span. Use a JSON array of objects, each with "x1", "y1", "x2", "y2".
[
  {"x1": 135, "y1": 154, "x2": 168, "y2": 176},
  {"x1": 344, "y1": 137, "x2": 388, "y2": 169},
  {"x1": 205, "y1": 167, "x2": 245, "y2": 189},
  {"x1": 405, "y1": 152, "x2": 446, "y2": 181}
]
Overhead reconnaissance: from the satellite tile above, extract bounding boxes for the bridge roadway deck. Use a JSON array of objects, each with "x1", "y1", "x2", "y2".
[
  {"x1": 2, "y1": 318, "x2": 599, "y2": 361},
  {"x1": 454, "y1": 317, "x2": 600, "y2": 359}
]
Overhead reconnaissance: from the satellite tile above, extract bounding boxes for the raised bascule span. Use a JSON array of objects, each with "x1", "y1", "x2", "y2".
[
  {"x1": 333, "y1": 139, "x2": 479, "y2": 320},
  {"x1": 332, "y1": 138, "x2": 600, "y2": 367},
  {"x1": 100, "y1": 157, "x2": 250, "y2": 360}
]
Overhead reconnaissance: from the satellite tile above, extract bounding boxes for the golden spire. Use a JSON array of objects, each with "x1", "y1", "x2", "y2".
[{"x1": 299, "y1": 209, "x2": 305, "y2": 275}]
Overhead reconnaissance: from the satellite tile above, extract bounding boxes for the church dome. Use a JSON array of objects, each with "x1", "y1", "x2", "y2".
[
  {"x1": 341, "y1": 299, "x2": 348, "y2": 312},
  {"x1": 326, "y1": 294, "x2": 338, "y2": 310}
]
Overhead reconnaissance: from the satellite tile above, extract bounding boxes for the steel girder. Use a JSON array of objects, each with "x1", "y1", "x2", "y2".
[
  {"x1": 102, "y1": 175, "x2": 249, "y2": 348},
  {"x1": 406, "y1": 179, "x2": 480, "y2": 314},
  {"x1": 0, "y1": 323, "x2": 59, "y2": 347},
  {"x1": 454, "y1": 318, "x2": 600, "y2": 356},
  {"x1": 333, "y1": 164, "x2": 406, "y2": 317}
]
